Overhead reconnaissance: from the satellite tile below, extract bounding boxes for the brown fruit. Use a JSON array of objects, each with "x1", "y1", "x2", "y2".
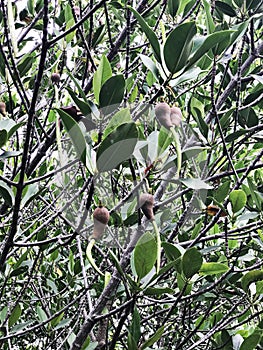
[
  {"x1": 155, "y1": 102, "x2": 173, "y2": 129},
  {"x1": 92, "y1": 206, "x2": 110, "y2": 240},
  {"x1": 60, "y1": 106, "x2": 96, "y2": 132},
  {"x1": 61, "y1": 105, "x2": 80, "y2": 120},
  {"x1": 206, "y1": 205, "x2": 227, "y2": 217},
  {"x1": 51, "y1": 72, "x2": 60, "y2": 84},
  {"x1": 170, "y1": 106, "x2": 182, "y2": 127},
  {"x1": 139, "y1": 193, "x2": 154, "y2": 220},
  {"x1": 0, "y1": 102, "x2": 6, "y2": 116}
]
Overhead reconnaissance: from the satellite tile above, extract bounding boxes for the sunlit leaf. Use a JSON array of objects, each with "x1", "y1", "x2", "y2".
[
  {"x1": 96, "y1": 122, "x2": 138, "y2": 172},
  {"x1": 132, "y1": 231, "x2": 157, "y2": 279},
  {"x1": 182, "y1": 247, "x2": 202, "y2": 279},
  {"x1": 229, "y1": 190, "x2": 247, "y2": 213},
  {"x1": 200, "y1": 262, "x2": 229, "y2": 275}
]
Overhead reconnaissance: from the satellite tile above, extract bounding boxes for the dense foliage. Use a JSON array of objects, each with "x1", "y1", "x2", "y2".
[{"x1": 0, "y1": 0, "x2": 263, "y2": 349}]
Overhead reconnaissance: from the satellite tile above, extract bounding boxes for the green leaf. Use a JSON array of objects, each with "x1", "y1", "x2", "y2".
[
  {"x1": 215, "y1": 1, "x2": 236, "y2": 17},
  {"x1": 0, "y1": 118, "x2": 16, "y2": 133},
  {"x1": 0, "y1": 151, "x2": 22, "y2": 160},
  {"x1": 103, "y1": 108, "x2": 132, "y2": 139},
  {"x1": 167, "y1": 0, "x2": 180, "y2": 17},
  {"x1": 37, "y1": 306, "x2": 48, "y2": 322},
  {"x1": 128, "y1": 332, "x2": 138, "y2": 350},
  {"x1": 162, "y1": 242, "x2": 182, "y2": 261},
  {"x1": 247, "y1": 178, "x2": 262, "y2": 211},
  {"x1": 0, "y1": 129, "x2": 7, "y2": 147},
  {"x1": 240, "y1": 331, "x2": 262, "y2": 350},
  {"x1": 177, "y1": 273, "x2": 192, "y2": 295},
  {"x1": 56, "y1": 108, "x2": 87, "y2": 167},
  {"x1": 50, "y1": 312, "x2": 64, "y2": 328},
  {"x1": 96, "y1": 122, "x2": 138, "y2": 172},
  {"x1": 182, "y1": 247, "x2": 202, "y2": 279},
  {"x1": 203, "y1": 0, "x2": 215, "y2": 33},
  {"x1": 133, "y1": 231, "x2": 157, "y2": 279},
  {"x1": 0, "y1": 180, "x2": 15, "y2": 206},
  {"x1": 67, "y1": 70, "x2": 89, "y2": 102},
  {"x1": 8, "y1": 121, "x2": 25, "y2": 139},
  {"x1": 180, "y1": 178, "x2": 213, "y2": 190},
  {"x1": 139, "y1": 54, "x2": 159, "y2": 81},
  {"x1": 145, "y1": 287, "x2": 174, "y2": 295},
  {"x1": 214, "y1": 181, "x2": 231, "y2": 203},
  {"x1": 186, "y1": 30, "x2": 234, "y2": 69},
  {"x1": 27, "y1": 0, "x2": 34, "y2": 14},
  {"x1": 66, "y1": 88, "x2": 91, "y2": 117},
  {"x1": 241, "y1": 270, "x2": 263, "y2": 292},
  {"x1": 21, "y1": 183, "x2": 39, "y2": 208},
  {"x1": 93, "y1": 55, "x2": 112, "y2": 103},
  {"x1": 170, "y1": 67, "x2": 202, "y2": 87},
  {"x1": 99, "y1": 75, "x2": 125, "y2": 111},
  {"x1": 54, "y1": 318, "x2": 71, "y2": 330},
  {"x1": 8, "y1": 303, "x2": 22, "y2": 327},
  {"x1": 164, "y1": 21, "x2": 196, "y2": 74},
  {"x1": 17, "y1": 53, "x2": 35, "y2": 76},
  {"x1": 128, "y1": 7, "x2": 161, "y2": 63},
  {"x1": 246, "y1": 0, "x2": 263, "y2": 10},
  {"x1": 229, "y1": 189, "x2": 247, "y2": 213},
  {"x1": 10, "y1": 265, "x2": 29, "y2": 277},
  {"x1": 140, "y1": 325, "x2": 165, "y2": 350},
  {"x1": 158, "y1": 128, "x2": 173, "y2": 156},
  {"x1": 225, "y1": 129, "x2": 249, "y2": 142},
  {"x1": 200, "y1": 262, "x2": 229, "y2": 275},
  {"x1": 130, "y1": 307, "x2": 141, "y2": 343}
]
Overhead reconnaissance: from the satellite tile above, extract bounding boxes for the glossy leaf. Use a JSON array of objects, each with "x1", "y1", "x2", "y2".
[
  {"x1": 203, "y1": 0, "x2": 215, "y2": 33},
  {"x1": 180, "y1": 178, "x2": 213, "y2": 190},
  {"x1": 162, "y1": 242, "x2": 182, "y2": 261},
  {"x1": 241, "y1": 270, "x2": 263, "y2": 292},
  {"x1": 37, "y1": 306, "x2": 48, "y2": 322},
  {"x1": 164, "y1": 21, "x2": 196, "y2": 74},
  {"x1": 99, "y1": 75, "x2": 125, "y2": 110},
  {"x1": 186, "y1": 30, "x2": 234, "y2": 69},
  {"x1": 96, "y1": 122, "x2": 138, "y2": 172},
  {"x1": 93, "y1": 54, "x2": 112, "y2": 103},
  {"x1": 200, "y1": 262, "x2": 229, "y2": 275},
  {"x1": 182, "y1": 247, "x2": 202, "y2": 279},
  {"x1": 229, "y1": 190, "x2": 247, "y2": 213},
  {"x1": 170, "y1": 67, "x2": 202, "y2": 87},
  {"x1": 133, "y1": 231, "x2": 157, "y2": 279},
  {"x1": 129, "y1": 7, "x2": 161, "y2": 62},
  {"x1": 103, "y1": 108, "x2": 131, "y2": 139},
  {"x1": 215, "y1": 1, "x2": 236, "y2": 17},
  {"x1": 66, "y1": 88, "x2": 92, "y2": 118},
  {"x1": 0, "y1": 151, "x2": 22, "y2": 160},
  {"x1": 56, "y1": 108, "x2": 87, "y2": 167},
  {"x1": 167, "y1": 0, "x2": 180, "y2": 17},
  {"x1": 139, "y1": 54, "x2": 159, "y2": 81}
]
